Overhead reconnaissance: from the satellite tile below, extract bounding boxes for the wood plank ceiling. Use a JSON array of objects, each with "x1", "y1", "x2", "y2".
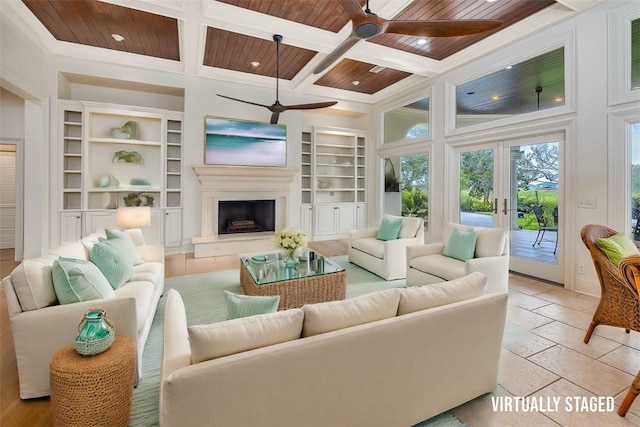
[{"x1": 19, "y1": 0, "x2": 565, "y2": 111}]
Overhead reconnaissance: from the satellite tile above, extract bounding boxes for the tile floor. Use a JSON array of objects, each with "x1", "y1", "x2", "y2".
[{"x1": 453, "y1": 273, "x2": 640, "y2": 426}]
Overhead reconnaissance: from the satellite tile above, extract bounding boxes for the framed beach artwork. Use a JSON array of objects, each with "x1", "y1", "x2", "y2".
[{"x1": 204, "y1": 117, "x2": 287, "y2": 167}]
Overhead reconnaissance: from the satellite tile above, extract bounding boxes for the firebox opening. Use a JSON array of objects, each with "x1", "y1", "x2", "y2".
[{"x1": 218, "y1": 199, "x2": 276, "y2": 236}]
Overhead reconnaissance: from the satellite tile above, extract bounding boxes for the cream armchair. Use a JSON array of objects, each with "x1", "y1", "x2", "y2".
[
  {"x1": 349, "y1": 215, "x2": 424, "y2": 280},
  {"x1": 406, "y1": 222, "x2": 509, "y2": 294}
]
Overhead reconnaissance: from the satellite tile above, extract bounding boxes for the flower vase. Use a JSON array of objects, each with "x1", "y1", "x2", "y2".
[
  {"x1": 284, "y1": 249, "x2": 298, "y2": 268},
  {"x1": 74, "y1": 308, "x2": 115, "y2": 356}
]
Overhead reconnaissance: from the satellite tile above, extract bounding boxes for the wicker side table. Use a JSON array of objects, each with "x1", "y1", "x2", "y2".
[{"x1": 50, "y1": 335, "x2": 136, "y2": 427}]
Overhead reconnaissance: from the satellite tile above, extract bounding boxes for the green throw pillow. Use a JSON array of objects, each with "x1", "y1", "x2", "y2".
[
  {"x1": 376, "y1": 218, "x2": 402, "y2": 241},
  {"x1": 443, "y1": 228, "x2": 478, "y2": 261},
  {"x1": 105, "y1": 229, "x2": 143, "y2": 265},
  {"x1": 52, "y1": 257, "x2": 115, "y2": 305},
  {"x1": 224, "y1": 291, "x2": 280, "y2": 319},
  {"x1": 596, "y1": 233, "x2": 639, "y2": 267},
  {"x1": 91, "y1": 240, "x2": 134, "y2": 289}
]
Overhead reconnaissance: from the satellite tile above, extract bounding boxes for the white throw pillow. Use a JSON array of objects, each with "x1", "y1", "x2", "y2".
[
  {"x1": 302, "y1": 288, "x2": 401, "y2": 337},
  {"x1": 188, "y1": 309, "x2": 304, "y2": 364},
  {"x1": 384, "y1": 214, "x2": 421, "y2": 239},
  {"x1": 10, "y1": 255, "x2": 59, "y2": 311},
  {"x1": 474, "y1": 228, "x2": 506, "y2": 257},
  {"x1": 49, "y1": 241, "x2": 88, "y2": 260},
  {"x1": 398, "y1": 272, "x2": 488, "y2": 315}
]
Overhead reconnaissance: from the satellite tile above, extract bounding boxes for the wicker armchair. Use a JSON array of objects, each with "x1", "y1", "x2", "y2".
[
  {"x1": 617, "y1": 256, "x2": 640, "y2": 416},
  {"x1": 580, "y1": 224, "x2": 640, "y2": 344}
]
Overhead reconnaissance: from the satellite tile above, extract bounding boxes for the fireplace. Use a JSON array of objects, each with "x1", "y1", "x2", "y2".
[
  {"x1": 191, "y1": 165, "x2": 298, "y2": 257},
  {"x1": 218, "y1": 200, "x2": 275, "y2": 235}
]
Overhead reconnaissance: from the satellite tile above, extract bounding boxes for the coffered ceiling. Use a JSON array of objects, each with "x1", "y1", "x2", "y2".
[{"x1": 6, "y1": 0, "x2": 601, "y2": 108}]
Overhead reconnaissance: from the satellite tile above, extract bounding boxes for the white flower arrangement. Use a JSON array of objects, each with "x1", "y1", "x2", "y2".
[{"x1": 276, "y1": 228, "x2": 307, "y2": 258}]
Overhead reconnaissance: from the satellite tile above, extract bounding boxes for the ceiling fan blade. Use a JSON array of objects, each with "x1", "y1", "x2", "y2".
[
  {"x1": 313, "y1": 36, "x2": 360, "y2": 74},
  {"x1": 282, "y1": 101, "x2": 338, "y2": 111},
  {"x1": 270, "y1": 111, "x2": 280, "y2": 124},
  {"x1": 340, "y1": 0, "x2": 366, "y2": 20},
  {"x1": 385, "y1": 19, "x2": 503, "y2": 37},
  {"x1": 216, "y1": 94, "x2": 271, "y2": 109}
]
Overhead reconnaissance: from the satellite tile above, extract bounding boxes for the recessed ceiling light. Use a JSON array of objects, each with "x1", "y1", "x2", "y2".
[
  {"x1": 111, "y1": 33, "x2": 125, "y2": 42},
  {"x1": 505, "y1": 65, "x2": 513, "y2": 70},
  {"x1": 492, "y1": 95, "x2": 499, "y2": 101},
  {"x1": 417, "y1": 39, "x2": 427, "y2": 45},
  {"x1": 369, "y1": 65, "x2": 385, "y2": 73},
  {"x1": 352, "y1": 80, "x2": 360, "y2": 86},
  {"x1": 486, "y1": 0, "x2": 498, "y2": 2},
  {"x1": 250, "y1": 61, "x2": 260, "y2": 67}
]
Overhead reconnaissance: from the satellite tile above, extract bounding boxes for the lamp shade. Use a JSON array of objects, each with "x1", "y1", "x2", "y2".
[{"x1": 116, "y1": 206, "x2": 151, "y2": 228}]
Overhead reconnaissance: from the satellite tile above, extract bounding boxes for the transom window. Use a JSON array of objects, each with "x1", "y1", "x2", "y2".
[
  {"x1": 383, "y1": 97, "x2": 430, "y2": 144},
  {"x1": 455, "y1": 47, "x2": 565, "y2": 128}
]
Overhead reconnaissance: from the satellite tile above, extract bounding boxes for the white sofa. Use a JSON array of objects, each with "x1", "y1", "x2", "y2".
[
  {"x1": 349, "y1": 215, "x2": 424, "y2": 280},
  {"x1": 2, "y1": 229, "x2": 164, "y2": 399},
  {"x1": 407, "y1": 222, "x2": 509, "y2": 294},
  {"x1": 160, "y1": 273, "x2": 508, "y2": 427}
]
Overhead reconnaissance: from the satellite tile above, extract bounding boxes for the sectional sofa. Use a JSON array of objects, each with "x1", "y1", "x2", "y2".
[
  {"x1": 2, "y1": 229, "x2": 164, "y2": 398},
  {"x1": 160, "y1": 272, "x2": 508, "y2": 427}
]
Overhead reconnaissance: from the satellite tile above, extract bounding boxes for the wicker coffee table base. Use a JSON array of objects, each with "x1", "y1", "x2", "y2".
[
  {"x1": 50, "y1": 335, "x2": 136, "y2": 427},
  {"x1": 240, "y1": 263, "x2": 346, "y2": 310}
]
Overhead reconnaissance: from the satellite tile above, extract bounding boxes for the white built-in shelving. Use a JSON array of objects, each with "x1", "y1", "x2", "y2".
[{"x1": 57, "y1": 101, "x2": 183, "y2": 247}]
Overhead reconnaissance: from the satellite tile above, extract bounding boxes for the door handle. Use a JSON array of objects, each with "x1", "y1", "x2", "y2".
[
  {"x1": 493, "y1": 198, "x2": 498, "y2": 214},
  {"x1": 503, "y1": 198, "x2": 517, "y2": 215}
]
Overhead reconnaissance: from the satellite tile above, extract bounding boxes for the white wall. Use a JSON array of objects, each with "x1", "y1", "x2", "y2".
[
  {"x1": 0, "y1": 88, "x2": 25, "y2": 138},
  {"x1": 0, "y1": 7, "x2": 47, "y2": 100},
  {"x1": 372, "y1": 0, "x2": 634, "y2": 296}
]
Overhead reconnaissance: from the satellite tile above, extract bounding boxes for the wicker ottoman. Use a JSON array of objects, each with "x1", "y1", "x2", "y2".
[{"x1": 49, "y1": 335, "x2": 136, "y2": 427}]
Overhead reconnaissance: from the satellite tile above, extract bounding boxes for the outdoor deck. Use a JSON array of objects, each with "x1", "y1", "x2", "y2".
[{"x1": 460, "y1": 212, "x2": 558, "y2": 265}]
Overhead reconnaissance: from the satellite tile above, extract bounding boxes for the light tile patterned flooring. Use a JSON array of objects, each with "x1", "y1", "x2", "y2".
[{"x1": 453, "y1": 273, "x2": 640, "y2": 426}]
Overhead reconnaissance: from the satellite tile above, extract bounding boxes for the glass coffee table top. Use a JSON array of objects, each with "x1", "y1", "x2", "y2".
[{"x1": 240, "y1": 251, "x2": 343, "y2": 285}]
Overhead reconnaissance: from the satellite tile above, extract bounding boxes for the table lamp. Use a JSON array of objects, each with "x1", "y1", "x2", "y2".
[{"x1": 116, "y1": 206, "x2": 151, "y2": 229}]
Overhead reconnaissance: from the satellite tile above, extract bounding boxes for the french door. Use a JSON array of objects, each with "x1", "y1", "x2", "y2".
[{"x1": 453, "y1": 133, "x2": 564, "y2": 283}]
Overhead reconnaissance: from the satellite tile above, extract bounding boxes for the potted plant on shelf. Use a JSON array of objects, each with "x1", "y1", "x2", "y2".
[
  {"x1": 112, "y1": 150, "x2": 144, "y2": 165},
  {"x1": 123, "y1": 192, "x2": 154, "y2": 207}
]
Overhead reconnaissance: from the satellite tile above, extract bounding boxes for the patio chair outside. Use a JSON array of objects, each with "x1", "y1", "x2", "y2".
[{"x1": 532, "y1": 204, "x2": 558, "y2": 255}]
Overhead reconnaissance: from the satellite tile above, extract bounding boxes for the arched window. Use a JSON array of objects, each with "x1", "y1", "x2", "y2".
[{"x1": 405, "y1": 123, "x2": 429, "y2": 139}]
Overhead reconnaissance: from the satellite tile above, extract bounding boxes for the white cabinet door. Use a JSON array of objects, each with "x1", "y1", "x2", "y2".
[
  {"x1": 142, "y1": 209, "x2": 164, "y2": 245},
  {"x1": 355, "y1": 203, "x2": 367, "y2": 229},
  {"x1": 84, "y1": 210, "x2": 163, "y2": 245},
  {"x1": 164, "y1": 209, "x2": 182, "y2": 248},
  {"x1": 335, "y1": 204, "x2": 356, "y2": 234},
  {"x1": 300, "y1": 204, "x2": 313, "y2": 238},
  {"x1": 60, "y1": 212, "x2": 83, "y2": 243},
  {"x1": 84, "y1": 211, "x2": 117, "y2": 235},
  {"x1": 314, "y1": 205, "x2": 337, "y2": 236}
]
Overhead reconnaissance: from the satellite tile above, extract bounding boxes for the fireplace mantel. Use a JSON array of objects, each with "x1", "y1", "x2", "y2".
[
  {"x1": 193, "y1": 165, "x2": 297, "y2": 185},
  {"x1": 191, "y1": 165, "x2": 298, "y2": 257}
]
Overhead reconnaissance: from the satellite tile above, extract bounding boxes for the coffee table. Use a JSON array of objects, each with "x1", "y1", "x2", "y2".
[{"x1": 239, "y1": 251, "x2": 346, "y2": 310}]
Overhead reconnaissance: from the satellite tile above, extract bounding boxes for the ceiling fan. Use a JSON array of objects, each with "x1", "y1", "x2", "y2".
[
  {"x1": 313, "y1": 0, "x2": 504, "y2": 74},
  {"x1": 217, "y1": 34, "x2": 337, "y2": 124}
]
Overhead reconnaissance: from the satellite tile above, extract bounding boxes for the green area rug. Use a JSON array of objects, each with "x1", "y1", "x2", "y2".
[{"x1": 129, "y1": 256, "x2": 466, "y2": 427}]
